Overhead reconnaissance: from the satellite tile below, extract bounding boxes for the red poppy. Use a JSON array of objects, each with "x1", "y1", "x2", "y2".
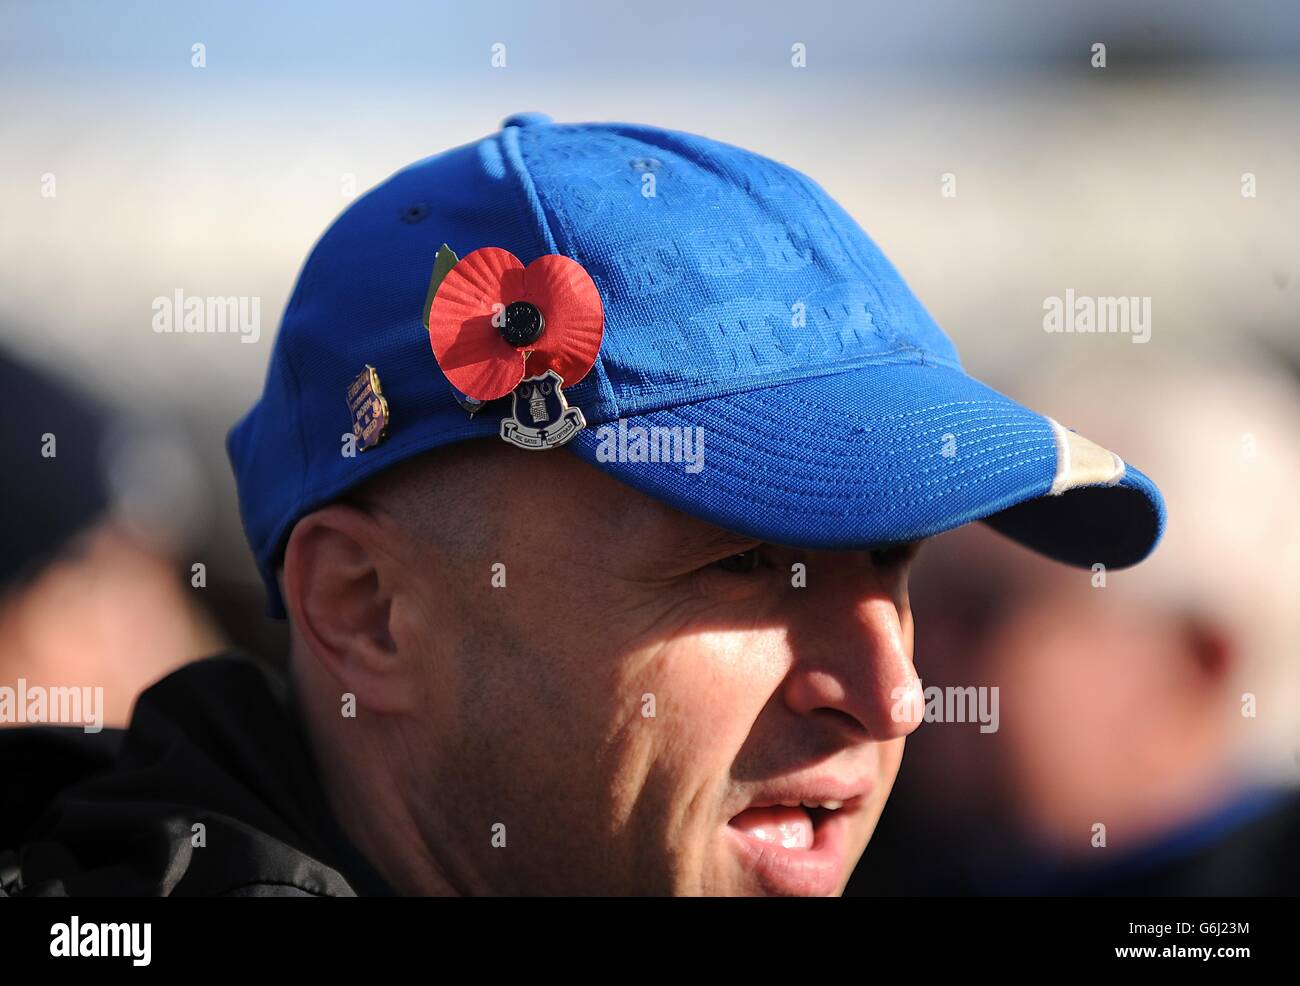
[{"x1": 426, "y1": 247, "x2": 604, "y2": 401}]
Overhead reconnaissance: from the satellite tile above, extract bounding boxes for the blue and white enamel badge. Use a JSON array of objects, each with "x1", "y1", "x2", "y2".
[{"x1": 500, "y1": 369, "x2": 586, "y2": 451}]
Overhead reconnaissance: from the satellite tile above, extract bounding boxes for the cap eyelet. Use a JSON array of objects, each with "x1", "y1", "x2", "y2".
[{"x1": 400, "y1": 202, "x2": 431, "y2": 224}]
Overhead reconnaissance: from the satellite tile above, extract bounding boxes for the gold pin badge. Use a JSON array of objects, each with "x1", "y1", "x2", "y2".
[{"x1": 347, "y1": 364, "x2": 389, "y2": 451}]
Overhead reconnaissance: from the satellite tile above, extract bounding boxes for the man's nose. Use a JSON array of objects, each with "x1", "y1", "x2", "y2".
[{"x1": 782, "y1": 591, "x2": 921, "y2": 741}]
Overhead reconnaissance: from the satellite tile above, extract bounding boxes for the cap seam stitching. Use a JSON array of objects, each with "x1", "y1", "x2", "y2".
[
  {"x1": 504, "y1": 123, "x2": 622, "y2": 420},
  {"x1": 499, "y1": 125, "x2": 560, "y2": 256}
]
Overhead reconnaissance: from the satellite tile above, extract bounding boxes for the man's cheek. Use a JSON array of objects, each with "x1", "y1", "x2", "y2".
[
  {"x1": 619, "y1": 628, "x2": 783, "y2": 731},
  {"x1": 628, "y1": 641, "x2": 785, "y2": 834},
  {"x1": 600, "y1": 638, "x2": 754, "y2": 793}
]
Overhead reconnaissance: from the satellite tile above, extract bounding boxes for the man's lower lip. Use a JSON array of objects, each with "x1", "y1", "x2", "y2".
[{"x1": 725, "y1": 809, "x2": 854, "y2": 896}]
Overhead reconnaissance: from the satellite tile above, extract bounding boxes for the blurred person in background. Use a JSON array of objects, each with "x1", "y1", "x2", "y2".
[
  {"x1": 0, "y1": 343, "x2": 223, "y2": 841},
  {"x1": 848, "y1": 348, "x2": 1300, "y2": 895}
]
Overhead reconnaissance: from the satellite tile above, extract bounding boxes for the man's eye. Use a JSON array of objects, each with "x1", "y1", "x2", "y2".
[
  {"x1": 870, "y1": 542, "x2": 919, "y2": 568},
  {"x1": 714, "y1": 548, "x2": 761, "y2": 574}
]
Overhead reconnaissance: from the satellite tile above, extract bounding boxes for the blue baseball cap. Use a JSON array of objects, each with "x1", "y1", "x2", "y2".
[{"x1": 229, "y1": 112, "x2": 1165, "y2": 616}]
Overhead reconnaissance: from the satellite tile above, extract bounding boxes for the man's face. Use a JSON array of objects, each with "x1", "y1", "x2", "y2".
[
  {"x1": 907, "y1": 523, "x2": 1205, "y2": 854},
  {"x1": 375, "y1": 443, "x2": 922, "y2": 895}
]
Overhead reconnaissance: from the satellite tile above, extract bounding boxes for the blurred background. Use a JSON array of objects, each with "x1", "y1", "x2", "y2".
[{"x1": 2, "y1": 0, "x2": 1297, "y2": 893}]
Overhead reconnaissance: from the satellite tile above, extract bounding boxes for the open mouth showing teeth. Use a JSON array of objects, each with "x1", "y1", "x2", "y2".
[{"x1": 727, "y1": 801, "x2": 845, "y2": 851}]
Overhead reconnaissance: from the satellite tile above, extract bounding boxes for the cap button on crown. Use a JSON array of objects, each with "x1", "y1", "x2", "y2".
[{"x1": 501, "y1": 112, "x2": 553, "y2": 129}]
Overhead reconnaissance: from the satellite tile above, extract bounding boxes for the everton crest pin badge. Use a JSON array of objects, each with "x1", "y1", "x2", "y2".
[{"x1": 500, "y1": 369, "x2": 587, "y2": 451}]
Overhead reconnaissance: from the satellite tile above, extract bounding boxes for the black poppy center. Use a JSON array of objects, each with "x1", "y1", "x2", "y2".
[{"x1": 502, "y1": 301, "x2": 545, "y2": 347}]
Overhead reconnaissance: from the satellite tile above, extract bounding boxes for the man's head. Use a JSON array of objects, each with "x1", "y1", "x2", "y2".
[
  {"x1": 282, "y1": 439, "x2": 920, "y2": 895},
  {"x1": 230, "y1": 113, "x2": 1167, "y2": 895}
]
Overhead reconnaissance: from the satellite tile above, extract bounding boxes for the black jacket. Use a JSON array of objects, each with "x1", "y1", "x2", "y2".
[{"x1": 0, "y1": 653, "x2": 394, "y2": 896}]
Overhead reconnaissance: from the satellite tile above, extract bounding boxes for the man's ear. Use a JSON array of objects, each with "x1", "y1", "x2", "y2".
[{"x1": 282, "y1": 504, "x2": 416, "y2": 715}]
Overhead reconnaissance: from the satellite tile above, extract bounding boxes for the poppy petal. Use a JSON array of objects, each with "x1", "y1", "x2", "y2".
[
  {"x1": 427, "y1": 247, "x2": 528, "y2": 400},
  {"x1": 517, "y1": 254, "x2": 605, "y2": 386}
]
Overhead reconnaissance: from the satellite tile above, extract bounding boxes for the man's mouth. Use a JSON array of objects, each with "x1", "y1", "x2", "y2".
[
  {"x1": 726, "y1": 801, "x2": 844, "y2": 850},
  {"x1": 724, "y1": 783, "x2": 870, "y2": 896}
]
